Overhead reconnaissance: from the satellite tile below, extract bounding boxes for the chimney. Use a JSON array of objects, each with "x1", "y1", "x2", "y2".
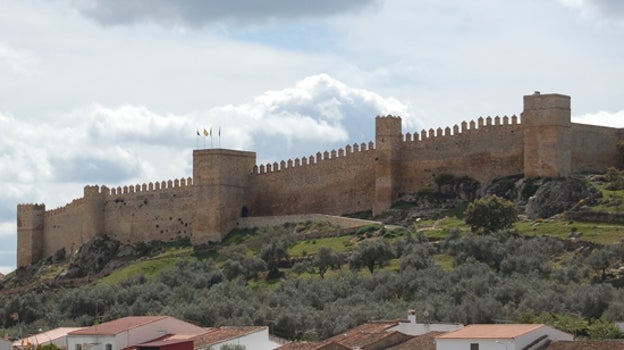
[{"x1": 408, "y1": 309, "x2": 417, "y2": 324}]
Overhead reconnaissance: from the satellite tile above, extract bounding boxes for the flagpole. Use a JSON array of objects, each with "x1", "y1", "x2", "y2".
[
  {"x1": 196, "y1": 130, "x2": 199, "y2": 150},
  {"x1": 210, "y1": 127, "x2": 213, "y2": 148},
  {"x1": 219, "y1": 127, "x2": 221, "y2": 148}
]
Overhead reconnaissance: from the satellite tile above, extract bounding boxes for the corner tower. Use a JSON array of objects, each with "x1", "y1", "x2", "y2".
[
  {"x1": 192, "y1": 149, "x2": 256, "y2": 244},
  {"x1": 522, "y1": 92, "x2": 572, "y2": 178},
  {"x1": 374, "y1": 116, "x2": 403, "y2": 215},
  {"x1": 17, "y1": 203, "x2": 45, "y2": 267}
]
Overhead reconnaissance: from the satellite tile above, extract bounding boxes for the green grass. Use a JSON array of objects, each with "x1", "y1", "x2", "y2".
[
  {"x1": 288, "y1": 235, "x2": 354, "y2": 257},
  {"x1": 97, "y1": 257, "x2": 189, "y2": 285},
  {"x1": 514, "y1": 220, "x2": 624, "y2": 244},
  {"x1": 433, "y1": 254, "x2": 455, "y2": 270},
  {"x1": 412, "y1": 216, "x2": 468, "y2": 240}
]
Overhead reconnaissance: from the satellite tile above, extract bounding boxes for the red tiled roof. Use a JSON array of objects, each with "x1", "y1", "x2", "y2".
[
  {"x1": 545, "y1": 340, "x2": 624, "y2": 350},
  {"x1": 194, "y1": 326, "x2": 265, "y2": 346},
  {"x1": 275, "y1": 342, "x2": 321, "y2": 350},
  {"x1": 138, "y1": 339, "x2": 193, "y2": 348},
  {"x1": 385, "y1": 331, "x2": 444, "y2": 350},
  {"x1": 436, "y1": 324, "x2": 545, "y2": 339},
  {"x1": 14, "y1": 327, "x2": 83, "y2": 347},
  {"x1": 69, "y1": 316, "x2": 168, "y2": 336},
  {"x1": 324, "y1": 321, "x2": 399, "y2": 345}
]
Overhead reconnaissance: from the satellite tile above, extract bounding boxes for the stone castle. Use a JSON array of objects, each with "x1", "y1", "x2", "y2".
[{"x1": 16, "y1": 92, "x2": 623, "y2": 267}]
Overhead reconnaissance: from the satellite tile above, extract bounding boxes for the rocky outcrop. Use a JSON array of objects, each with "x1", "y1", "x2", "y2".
[
  {"x1": 63, "y1": 236, "x2": 120, "y2": 278},
  {"x1": 525, "y1": 177, "x2": 602, "y2": 220}
]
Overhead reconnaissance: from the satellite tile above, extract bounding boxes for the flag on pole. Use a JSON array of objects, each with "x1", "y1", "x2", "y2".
[
  {"x1": 203, "y1": 128, "x2": 209, "y2": 136},
  {"x1": 196, "y1": 129, "x2": 200, "y2": 136}
]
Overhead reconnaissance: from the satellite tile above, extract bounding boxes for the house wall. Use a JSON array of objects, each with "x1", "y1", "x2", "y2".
[
  {"x1": 436, "y1": 338, "x2": 516, "y2": 350},
  {"x1": 67, "y1": 318, "x2": 206, "y2": 350},
  {"x1": 67, "y1": 335, "x2": 116, "y2": 350},
  {"x1": 204, "y1": 328, "x2": 279, "y2": 350},
  {"x1": 1, "y1": 339, "x2": 11, "y2": 350}
]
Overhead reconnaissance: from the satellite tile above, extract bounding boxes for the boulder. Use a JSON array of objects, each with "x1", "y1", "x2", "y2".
[{"x1": 525, "y1": 177, "x2": 601, "y2": 219}]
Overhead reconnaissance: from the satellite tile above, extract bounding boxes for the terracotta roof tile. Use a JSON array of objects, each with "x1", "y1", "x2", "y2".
[
  {"x1": 69, "y1": 316, "x2": 168, "y2": 336},
  {"x1": 194, "y1": 326, "x2": 265, "y2": 346},
  {"x1": 14, "y1": 327, "x2": 84, "y2": 347},
  {"x1": 274, "y1": 342, "x2": 321, "y2": 350},
  {"x1": 385, "y1": 331, "x2": 444, "y2": 350},
  {"x1": 323, "y1": 321, "x2": 399, "y2": 345},
  {"x1": 436, "y1": 324, "x2": 544, "y2": 339}
]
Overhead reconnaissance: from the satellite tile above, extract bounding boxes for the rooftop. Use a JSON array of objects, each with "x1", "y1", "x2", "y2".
[
  {"x1": 436, "y1": 324, "x2": 545, "y2": 339},
  {"x1": 69, "y1": 316, "x2": 168, "y2": 336},
  {"x1": 14, "y1": 327, "x2": 84, "y2": 347}
]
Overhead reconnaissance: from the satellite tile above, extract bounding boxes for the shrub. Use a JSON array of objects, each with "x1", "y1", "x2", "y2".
[{"x1": 464, "y1": 195, "x2": 517, "y2": 233}]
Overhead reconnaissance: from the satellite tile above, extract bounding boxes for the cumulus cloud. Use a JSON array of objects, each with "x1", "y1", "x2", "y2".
[
  {"x1": 560, "y1": 0, "x2": 624, "y2": 25},
  {"x1": 70, "y1": 0, "x2": 379, "y2": 27},
  {"x1": 199, "y1": 74, "x2": 411, "y2": 162},
  {"x1": 2, "y1": 73, "x2": 409, "y2": 190}
]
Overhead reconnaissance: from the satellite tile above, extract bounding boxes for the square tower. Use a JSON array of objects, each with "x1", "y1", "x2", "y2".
[
  {"x1": 522, "y1": 92, "x2": 572, "y2": 178},
  {"x1": 192, "y1": 149, "x2": 256, "y2": 244}
]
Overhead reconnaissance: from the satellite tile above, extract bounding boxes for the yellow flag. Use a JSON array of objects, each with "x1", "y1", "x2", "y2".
[{"x1": 203, "y1": 128, "x2": 209, "y2": 136}]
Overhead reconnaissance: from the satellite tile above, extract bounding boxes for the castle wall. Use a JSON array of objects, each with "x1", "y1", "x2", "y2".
[
  {"x1": 17, "y1": 93, "x2": 624, "y2": 267},
  {"x1": 398, "y1": 118, "x2": 524, "y2": 193},
  {"x1": 103, "y1": 180, "x2": 194, "y2": 245},
  {"x1": 249, "y1": 144, "x2": 376, "y2": 217},
  {"x1": 570, "y1": 123, "x2": 623, "y2": 173},
  {"x1": 42, "y1": 198, "x2": 86, "y2": 258}
]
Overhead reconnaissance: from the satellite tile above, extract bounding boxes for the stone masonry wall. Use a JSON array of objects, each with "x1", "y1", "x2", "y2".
[
  {"x1": 249, "y1": 143, "x2": 376, "y2": 217},
  {"x1": 398, "y1": 116, "x2": 524, "y2": 193},
  {"x1": 42, "y1": 198, "x2": 86, "y2": 258},
  {"x1": 103, "y1": 180, "x2": 194, "y2": 245},
  {"x1": 570, "y1": 123, "x2": 622, "y2": 172}
]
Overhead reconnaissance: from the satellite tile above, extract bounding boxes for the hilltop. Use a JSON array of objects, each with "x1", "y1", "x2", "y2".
[{"x1": 1, "y1": 172, "x2": 624, "y2": 340}]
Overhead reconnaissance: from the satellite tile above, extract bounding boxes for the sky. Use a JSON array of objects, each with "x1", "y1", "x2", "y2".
[{"x1": 1, "y1": 0, "x2": 624, "y2": 274}]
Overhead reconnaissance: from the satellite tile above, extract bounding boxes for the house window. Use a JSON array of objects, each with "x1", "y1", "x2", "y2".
[
  {"x1": 106, "y1": 344, "x2": 112, "y2": 350},
  {"x1": 470, "y1": 344, "x2": 479, "y2": 350},
  {"x1": 75, "y1": 345, "x2": 82, "y2": 350}
]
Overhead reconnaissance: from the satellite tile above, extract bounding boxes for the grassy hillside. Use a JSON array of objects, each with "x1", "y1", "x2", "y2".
[{"x1": 1, "y1": 174, "x2": 623, "y2": 340}]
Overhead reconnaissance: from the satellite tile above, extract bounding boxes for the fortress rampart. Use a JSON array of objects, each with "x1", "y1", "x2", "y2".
[{"x1": 16, "y1": 92, "x2": 624, "y2": 267}]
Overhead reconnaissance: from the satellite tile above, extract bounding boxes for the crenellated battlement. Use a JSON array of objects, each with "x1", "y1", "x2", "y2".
[
  {"x1": 403, "y1": 115, "x2": 521, "y2": 143},
  {"x1": 17, "y1": 203, "x2": 46, "y2": 209},
  {"x1": 254, "y1": 141, "x2": 375, "y2": 175},
  {"x1": 45, "y1": 198, "x2": 85, "y2": 217},
  {"x1": 16, "y1": 92, "x2": 624, "y2": 268},
  {"x1": 108, "y1": 177, "x2": 193, "y2": 196}
]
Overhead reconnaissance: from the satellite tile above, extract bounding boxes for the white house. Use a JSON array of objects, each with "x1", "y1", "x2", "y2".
[
  {"x1": 194, "y1": 326, "x2": 281, "y2": 350},
  {"x1": 67, "y1": 316, "x2": 206, "y2": 350},
  {"x1": 1, "y1": 339, "x2": 11, "y2": 350},
  {"x1": 435, "y1": 324, "x2": 573, "y2": 350},
  {"x1": 14, "y1": 327, "x2": 84, "y2": 350},
  {"x1": 389, "y1": 310, "x2": 463, "y2": 336}
]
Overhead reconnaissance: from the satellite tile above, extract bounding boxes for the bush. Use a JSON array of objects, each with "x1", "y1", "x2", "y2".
[{"x1": 464, "y1": 195, "x2": 517, "y2": 233}]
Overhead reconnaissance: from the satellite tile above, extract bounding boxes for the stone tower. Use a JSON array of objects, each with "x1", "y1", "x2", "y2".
[
  {"x1": 374, "y1": 116, "x2": 403, "y2": 215},
  {"x1": 16, "y1": 203, "x2": 45, "y2": 267},
  {"x1": 82, "y1": 185, "x2": 107, "y2": 240},
  {"x1": 522, "y1": 92, "x2": 572, "y2": 178},
  {"x1": 192, "y1": 149, "x2": 256, "y2": 244}
]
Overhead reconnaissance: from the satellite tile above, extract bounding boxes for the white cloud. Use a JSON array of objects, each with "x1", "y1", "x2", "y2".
[
  {"x1": 572, "y1": 110, "x2": 624, "y2": 128},
  {"x1": 0, "y1": 42, "x2": 38, "y2": 76}
]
